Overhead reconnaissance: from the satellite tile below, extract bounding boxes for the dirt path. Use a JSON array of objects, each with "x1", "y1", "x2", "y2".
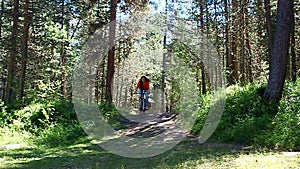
[
  {"x1": 117, "y1": 111, "x2": 250, "y2": 153},
  {"x1": 121, "y1": 112, "x2": 183, "y2": 138}
]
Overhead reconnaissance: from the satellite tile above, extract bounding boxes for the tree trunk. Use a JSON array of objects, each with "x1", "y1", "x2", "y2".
[
  {"x1": 291, "y1": 2, "x2": 296, "y2": 83},
  {"x1": 240, "y1": 0, "x2": 246, "y2": 85},
  {"x1": 60, "y1": 0, "x2": 67, "y2": 99},
  {"x1": 224, "y1": 0, "x2": 230, "y2": 86},
  {"x1": 101, "y1": 57, "x2": 106, "y2": 102},
  {"x1": 19, "y1": 0, "x2": 30, "y2": 100},
  {"x1": 115, "y1": 63, "x2": 120, "y2": 106},
  {"x1": 264, "y1": 0, "x2": 273, "y2": 62},
  {"x1": 161, "y1": 49, "x2": 166, "y2": 113},
  {"x1": 0, "y1": 0, "x2": 4, "y2": 100},
  {"x1": 95, "y1": 63, "x2": 101, "y2": 103},
  {"x1": 5, "y1": 0, "x2": 19, "y2": 103},
  {"x1": 263, "y1": 0, "x2": 293, "y2": 101},
  {"x1": 118, "y1": 63, "x2": 125, "y2": 107},
  {"x1": 1, "y1": 65, "x2": 6, "y2": 100},
  {"x1": 199, "y1": 1, "x2": 206, "y2": 94},
  {"x1": 201, "y1": 61, "x2": 206, "y2": 94},
  {"x1": 205, "y1": 1, "x2": 212, "y2": 90},
  {"x1": 214, "y1": 0, "x2": 219, "y2": 54},
  {"x1": 230, "y1": 0, "x2": 239, "y2": 84},
  {"x1": 255, "y1": 0, "x2": 264, "y2": 80},
  {"x1": 106, "y1": 0, "x2": 116, "y2": 103},
  {"x1": 0, "y1": 0, "x2": 3, "y2": 38}
]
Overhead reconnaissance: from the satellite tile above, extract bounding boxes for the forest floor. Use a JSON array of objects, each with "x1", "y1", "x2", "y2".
[{"x1": 0, "y1": 111, "x2": 300, "y2": 169}]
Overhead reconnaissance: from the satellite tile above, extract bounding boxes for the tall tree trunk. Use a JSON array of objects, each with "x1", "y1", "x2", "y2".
[
  {"x1": 205, "y1": 1, "x2": 212, "y2": 90},
  {"x1": 291, "y1": 1, "x2": 296, "y2": 83},
  {"x1": 240, "y1": 0, "x2": 246, "y2": 85},
  {"x1": 95, "y1": 63, "x2": 101, "y2": 103},
  {"x1": 118, "y1": 62, "x2": 125, "y2": 107},
  {"x1": 0, "y1": 0, "x2": 3, "y2": 38},
  {"x1": 1, "y1": 65, "x2": 6, "y2": 100},
  {"x1": 214, "y1": 0, "x2": 219, "y2": 54},
  {"x1": 161, "y1": 39, "x2": 166, "y2": 113},
  {"x1": 60, "y1": 0, "x2": 67, "y2": 98},
  {"x1": 199, "y1": 1, "x2": 206, "y2": 94},
  {"x1": 214, "y1": 0, "x2": 220, "y2": 89},
  {"x1": 229, "y1": 0, "x2": 239, "y2": 84},
  {"x1": 264, "y1": 0, "x2": 273, "y2": 62},
  {"x1": 0, "y1": 0, "x2": 4, "y2": 100},
  {"x1": 263, "y1": 0, "x2": 293, "y2": 101},
  {"x1": 106, "y1": 0, "x2": 116, "y2": 103},
  {"x1": 201, "y1": 61, "x2": 206, "y2": 94},
  {"x1": 19, "y1": 0, "x2": 30, "y2": 100},
  {"x1": 5, "y1": 0, "x2": 19, "y2": 103},
  {"x1": 115, "y1": 63, "x2": 120, "y2": 106},
  {"x1": 101, "y1": 58, "x2": 106, "y2": 102},
  {"x1": 255, "y1": 0, "x2": 264, "y2": 80},
  {"x1": 224, "y1": 0, "x2": 230, "y2": 86},
  {"x1": 245, "y1": 15, "x2": 253, "y2": 83}
]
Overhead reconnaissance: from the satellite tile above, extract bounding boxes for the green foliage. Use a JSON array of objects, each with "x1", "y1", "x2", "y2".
[
  {"x1": 1, "y1": 98, "x2": 128, "y2": 148},
  {"x1": 211, "y1": 84, "x2": 278, "y2": 144},
  {"x1": 34, "y1": 123, "x2": 86, "y2": 148},
  {"x1": 257, "y1": 80, "x2": 300, "y2": 150},
  {"x1": 98, "y1": 102, "x2": 123, "y2": 129},
  {"x1": 191, "y1": 93, "x2": 213, "y2": 134},
  {"x1": 192, "y1": 83, "x2": 276, "y2": 144},
  {"x1": 0, "y1": 99, "x2": 87, "y2": 147},
  {"x1": 2, "y1": 99, "x2": 76, "y2": 133},
  {"x1": 192, "y1": 81, "x2": 300, "y2": 150},
  {"x1": 33, "y1": 80, "x2": 63, "y2": 101}
]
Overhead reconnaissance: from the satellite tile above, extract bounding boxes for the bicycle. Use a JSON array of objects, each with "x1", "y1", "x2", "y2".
[{"x1": 139, "y1": 89, "x2": 148, "y2": 112}]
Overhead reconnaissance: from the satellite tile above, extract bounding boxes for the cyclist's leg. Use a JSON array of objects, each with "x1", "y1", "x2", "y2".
[
  {"x1": 145, "y1": 90, "x2": 149, "y2": 109},
  {"x1": 137, "y1": 89, "x2": 142, "y2": 98}
]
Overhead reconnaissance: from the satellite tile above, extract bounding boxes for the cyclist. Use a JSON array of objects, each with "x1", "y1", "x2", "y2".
[{"x1": 135, "y1": 76, "x2": 150, "y2": 110}]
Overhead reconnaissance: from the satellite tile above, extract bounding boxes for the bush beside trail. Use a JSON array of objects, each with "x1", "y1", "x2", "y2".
[{"x1": 192, "y1": 80, "x2": 300, "y2": 150}]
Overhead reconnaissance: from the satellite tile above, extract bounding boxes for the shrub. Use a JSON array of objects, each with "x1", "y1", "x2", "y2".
[
  {"x1": 257, "y1": 80, "x2": 300, "y2": 150},
  {"x1": 34, "y1": 123, "x2": 86, "y2": 147},
  {"x1": 98, "y1": 102, "x2": 124, "y2": 129},
  {"x1": 192, "y1": 83, "x2": 278, "y2": 145},
  {"x1": 192, "y1": 81, "x2": 300, "y2": 150},
  {"x1": 7, "y1": 99, "x2": 76, "y2": 133}
]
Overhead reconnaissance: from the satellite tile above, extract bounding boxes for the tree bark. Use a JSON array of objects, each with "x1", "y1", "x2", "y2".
[
  {"x1": 60, "y1": 0, "x2": 67, "y2": 99},
  {"x1": 0, "y1": 0, "x2": 5, "y2": 100},
  {"x1": 199, "y1": 1, "x2": 206, "y2": 94},
  {"x1": 255, "y1": 0, "x2": 264, "y2": 80},
  {"x1": 229, "y1": 0, "x2": 239, "y2": 84},
  {"x1": 291, "y1": 1, "x2": 296, "y2": 83},
  {"x1": 224, "y1": 0, "x2": 231, "y2": 86},
  {"x1": 106, "y1": 0, "x2": 116, "y2": 103},
  {"x1": 0, "y1": 0, "x2": 3, "y2": 38},
  {"x1": 19, "y1": 0, "x2": 30, "y2": 99},
  {"x1": 263, "y1": 0, "x2": 293, "y2": 101},
  {"x1": 5, "y1": 0, "x2": 19, "y2": 103},
  {"x1": 264, "y1": 0, "x2": 273, "y2": 62},
  {"x1": 240, "y1": 0, "x2": 246, "y2": 85}
]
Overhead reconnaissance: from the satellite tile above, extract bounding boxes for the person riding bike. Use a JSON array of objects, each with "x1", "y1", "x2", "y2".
[{"x1": 135, "y1": 76, "x2": 150, "y2": 110}]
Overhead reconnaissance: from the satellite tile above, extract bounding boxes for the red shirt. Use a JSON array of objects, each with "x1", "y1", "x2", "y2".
[{"x1": 136, "y1": 81, "x2": 150, "y2": 90}]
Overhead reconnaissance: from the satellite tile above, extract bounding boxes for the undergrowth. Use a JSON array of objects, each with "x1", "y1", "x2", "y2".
[{"x1": 191, "y1": 80, "x2": 300, "y2": 150}]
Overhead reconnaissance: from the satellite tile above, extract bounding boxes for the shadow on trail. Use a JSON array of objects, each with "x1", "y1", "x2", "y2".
[{"x1": 121, "y1": 112, "x2": 178, "y2": 138}]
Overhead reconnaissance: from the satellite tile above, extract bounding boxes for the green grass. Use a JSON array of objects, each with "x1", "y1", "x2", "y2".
[{"x1": 0, "y1": 129, "x2": 299, "y2": 169}]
